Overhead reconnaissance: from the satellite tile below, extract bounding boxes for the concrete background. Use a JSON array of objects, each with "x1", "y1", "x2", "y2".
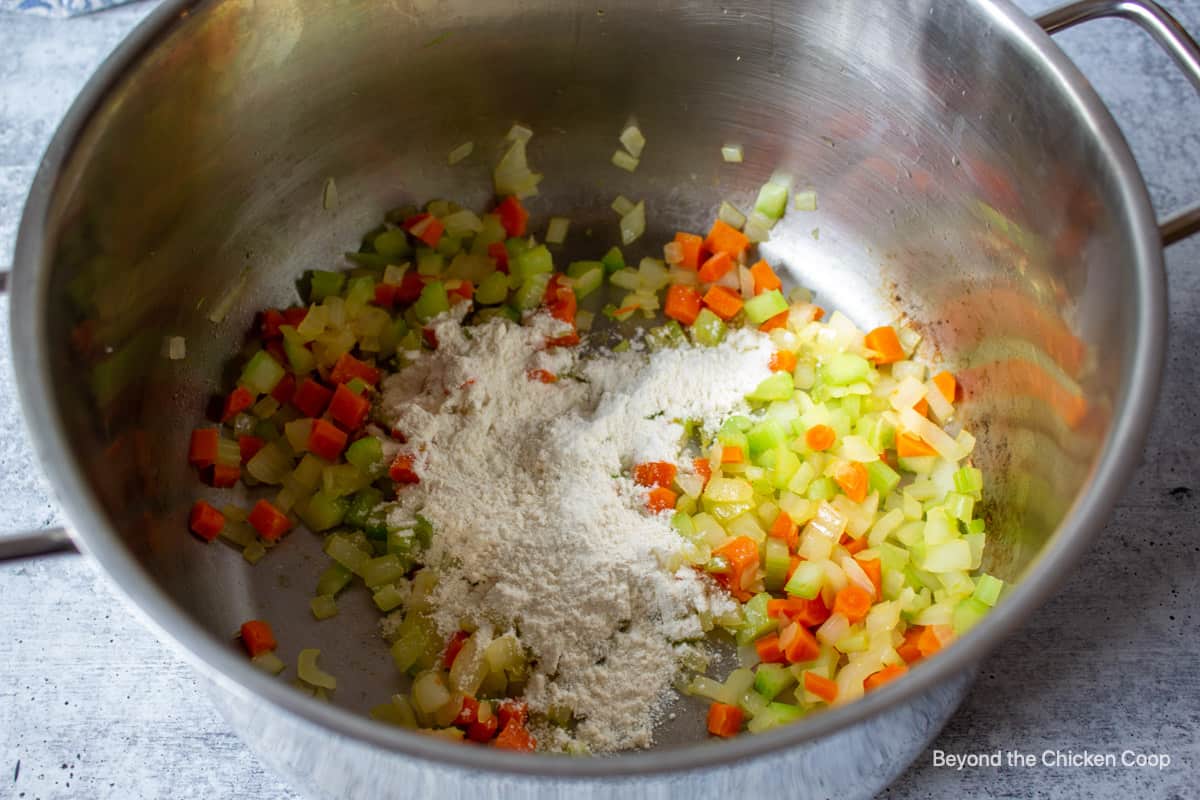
[{"x1": 1, "y1": 1, "x2": 1197, "y2": 797}]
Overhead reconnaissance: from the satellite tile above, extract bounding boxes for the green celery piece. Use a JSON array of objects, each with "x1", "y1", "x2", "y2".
[
  {"x1": 567, "y1": 260, "x2": 604, "y2": 279},
  {"x1": 240, "y1": 350, "x2": 285, "y2": 395},
  {"x1": 571, "y1": 266, "x2": 603, "y2": 300},
  {"x1": 413, "y1": 281, "x2": 450, "y2": 321},
  {"x1": 747, "y1": 419, "x2": 789, "y2": 458},
  {"x1": 966, "y1": 518, "x2": 986, "y2": 535},
  {"x1": 748, "y1": 372, "x2": 794, "y2": 402},
  {"x1": 866, "y1": 460, "x2": 901, "y2": 497},
  {"x1": 763, "y1": 538, "x2": 790, "y2": 592},
  {"x1": 823, "y1": 353, "x2": 870, "y2": 386},
  {"x1": 944, "y1": 492, "x2": 975, "y2": 523},
  {"x1": 755, "y1": 181, "x2": 789, "y2": 220},
  {"x1": 299, "y1": 491, "x2": 348, "y2": 532},
  {"x1": 735, "y1": 593, "x2": 775, "y2": 647},
  {"x1": 475, "y1": 271, "x2": 510, "y2": 305},
  {"x1": 840, "y1": 394, "x2": 862, "y2": 420},
  {"x1": 746, "y1": 702, "x2": 804, "y2": 733},
  {"x1": 316, "y1": 563, "x2": 354, "y2": 597},
  {"x1": 515, "y1": 244, "x2": 554, "y2": 278},
  {"x1": 691, "y1": 308, "x2": 727, "y2": 347},
  {"x1": 345, "y1": 487, "x2": 384, "y2": 529},
  {"x1": 670, "y1": 511, "x2": 697, "y2": 539},
  {"x1": 504, "y1": 236, "x2": 532, "y2": 261},
  {"x1": 373, "y1": 229, "x2": 412, "y2": 259},
  {"x1": 513, "y1": 272, "x2": 552, "y2": 310},
  {"x1": 435, "y1": 234, "x2": 462, "y2": 258},
  {"x1": 717, "y1": 418, "x2": 750, "y2": 452},
  {"x1": 346, "y1": 436, "x2": 385, "y2": 476},
  {"x1": 646, "y1": 321, "x2": 687, "y2": 351},
  {"x1": 743, "y1": 290, "x2": 788, "y2": 324},
  {"x1": 806, "y1": 477, "x2": 836, "y2": 502},
  {"x1": 771, "y1": 448, "x2": 801, "y2": 490},
  {"x1": 784, "y1": 561, "x2": 823, "y2": 599},
  {"x1": 954, "y1": 466, "x2": 984, "y2": 496},
  {"x1": 953, "y1": 596, "x2": 990, "y2": 634},
  {"x1": 753, "y1": 663, "x2": 796, "y2": 701},
  {"x1": 601, "y1": 246, "x2": 625, "y2": 274},
  {"x1": 416, "y1": 247, "x2": 445, "y2": 276},
  {"x1": 309, "y1": 270, "x2": 346, "y2": 302},
  {"x1": 345, "y1": 275, "x2": 375, "y2": 307},
  {"x1": 973, "y1": 574, "x2": 1004, "y2": 606}
]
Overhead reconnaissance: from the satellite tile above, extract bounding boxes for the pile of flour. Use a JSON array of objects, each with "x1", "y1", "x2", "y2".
[{"x1": 379, "y1": 310, "x2": 772, "y2": 752}]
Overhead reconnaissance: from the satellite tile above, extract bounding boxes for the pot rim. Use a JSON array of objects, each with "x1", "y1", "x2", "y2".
[{"x1": 10, "y1": 0, "x2": 1167, "y2": 779}]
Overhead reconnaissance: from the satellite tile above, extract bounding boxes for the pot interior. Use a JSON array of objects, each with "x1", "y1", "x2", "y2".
[{"x1": 21, "y1": 0, "x2": 1148, "y2": 752}]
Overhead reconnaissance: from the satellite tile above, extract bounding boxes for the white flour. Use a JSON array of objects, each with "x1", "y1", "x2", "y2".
[{"x1": 380, "y1": 311, "x2": 772, "y2": 752}]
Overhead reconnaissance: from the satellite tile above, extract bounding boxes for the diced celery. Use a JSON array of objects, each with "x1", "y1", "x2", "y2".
[
  {"x1": 292, "y1": 453, "x2": 326, "y2": 491},
  {"x1": 310, "y1": 594, "x2": 338, "y2": 620},
  {"x1": 475, "y1": 271, "x2": 510, "y2": 305},
  {"x1": 373, "y1": 583, "x2": 409, "y2": 612},
  {"x1": 748, "y1": 372, "x2": 794, "y2": 403},
  {"x1": 569, "y1": 266, "x2": 603, "y2": 300},
  {"x1": 416, "y1": 247, "x2": 445, "y2": 276},
  {"x1": 747, "y1": 419, "x2": 789, "y2": 458},
  {"x1": 413, "y1": 281, "x2": 450, "y2": 321},
  {"x1": 953, "y1": 466, "x2": 984, "y2": 496},
  {"x1": 735, "y1": 593, "x2": 775, "y2": 646},
  {"x1": 746, "y1": 702, "x2": 804, "y2": 733},
  {"x1": 240, "y1": 351, "x2": 285, "y2": 395},
  {"x1": 755, "y1": 182, "x2": 789, "y2": 220},
  {"x1": 601, "y1": 246, "x2": 625, "y2": 274},
  {"x1": 771, "y1": 448, "x2": 801, "y2": 490},
  {"x1": 345, "y1": 487, "x2": 384, "y2": 529},
  {"x1": 743, "y1": 290, "x2": 788, "y2": 324},
  {"x1": 282, "y1": 327, "x2": 317, "y2": 374},
  {"x1": 515, "y1": 244, "x2": 554, "y2": 278},
  {"x1": 753, "y1": 663, "x2": 796, "y2": 701},
  {"x1": 924, "y1": 508, "x2": 955, "y2": 545},
  {"x1": 784, "y1": 561, "x2": 823, "y2": 599},
  {"x1": 692, "y1": 308, "x2": 727, "y2": 347},
  {"x1": 922, "y1": 539, "x2": 971, "y2": 573},
  {"x1": 824, "y1": 353, "x2": 871, "y2": 386},
  {"x1": 316, "y1": 563, "x2": 354, "y2": 597},
  {"x1": 764, "y1": 538, "x2": 791, "y2": 591},
  {"x1": 325, "y1": 533, "x2": 372, "y2": 575},
  {"x1": 345, "y1": 275, "x2": 375, "y2": 310},
  {"x1": 943, "y1": 491, "x2": 975, "y2": 522},
  {"x1": 299, "y1": 491, "x2": 348, "y2": 532},
  {"x1": 512, "y1": 272, "x2": 551, "y2": 311},
  {"x1": 972, "y1": 573, "x2": 1004, "y2": 606},
  {"x1": 322, "y1": 463, "x2": 369, "y2": 497},
  {"x1": 363, "y1": 554, "x2": 407, "y2": 588},
  {"x1": 967, "y1": 518, "x2": 986, "y2": 535},
  {"x1": 806, "y1": 477, "x2": 836, "y2": 502},
  {"x1": 346, "y1": 436, "x2": 385, "y2": 477},
  {"x1": 866, "y1": 460, "x2": 901, "y2": 497},
  {"x1": 246, "y1": 441, "x2": 293, "y2": 485},
  {"x1": 953, "y1": 596, "x2": 990, "y2": 633},
  {"x1": 309, "y1": 270, "x2": 346, "y2": 302},
  {"x1": 374, "y1": 229, "x2": 412, "y2": 259},
  {"x1": 646, "y1": 321, "x2": 687, "y2": 351}
]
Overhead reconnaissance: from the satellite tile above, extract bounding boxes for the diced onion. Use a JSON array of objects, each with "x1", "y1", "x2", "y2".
[
  {"x1": 663, "y1": 241, "x2": 684, "y2": 265},
  {"x1": 611, "y1": 149, "x2": 640, "y2": 172},
  {"x1": 619, "y1": 123, "x2": 646, "y2": 158},
  {"x1": 721, "y1": 144, "x2": 744, "y2": 163},
  {"x1": 611, "y1": 195, "x2": 635, "y2": 216},
  {"x1": 890, "y1": 376, "x2": 928, "y2": 411},
  {"x1": 297, "y1": 648, "x2": 337, "y2": 690},
  {"x1": 619, "y1": 200, "x2": 646, "y2": 245},
  {"x1": 575, "y1": 309, "x2": 595, "y2": 331},
  {"x1": 925, "y1": 379, "x2": 954, "y2": 422},
  {"x1": 252, "y1": 652, "x2": 286, "y2": 675},
  {"x1": 841, "y1": 556, "x2": 876, "y2": 598},
  {"x1": 506, "y1": 123, "x2": 533, "y2": 143},
  {"x1": 806, "y1": 501, "x2": 847, "y2": 540},
  {"x1": 899, "y1": 407, "x2": 963, "y2": 461},
  {"x1": 162, "y1": 336, "x2": 186, "y2": 360},
  {"x1": 545, "y1": 217, "x2": 570, "y2": 245},
  {"x1": 817, "y1": 612, "x2": 851, "y2": 646},
  {"x1": 442, "y1": 209, "x2": 484, "y2": 237},
  {"x1": 718, "y1": 201, "x2": 747, "y2": 230},
  {"x1": 494, "y1": 137, "x2": 543, "y2": 198},
  {"x1": 322, "y1": 177, "x2": 338, "y2": 211},
  {"x1": 793, "y1": 190, "x2": 818, "y2": 211},
  {"x1": 447, "y1": 141, "x2": 474, "y2": 165}
]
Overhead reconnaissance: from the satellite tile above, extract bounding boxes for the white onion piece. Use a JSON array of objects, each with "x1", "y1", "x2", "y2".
[
  {"x1": 718, "y1": 201, "x2": 746, "y2": 229},
  {"x1": 619, "y1": 123, "x2": 646, "y2": 158},
  {"x1": 817, "y1": 612, "x2": 851, "y2": 646},
  {"x1": 721, "y1": 144, "x2": 744, "y2": 163},
  {"x1": 890, "y1": 376, "x2": 928, "y2": 411},
  {"x1": 619, "y1": 200, "x2": 645, "y2": 245},
  {"x1": 447, "y1": 141, "x2": 474, "y2": 165},
  {"x1": 506, "y1": 123, "x2": 533, "y2": 143},
  {"x1": 899, "y1": 407, "x2": 962, "y2": 461},
  {"x1": 611, "y1": 149, "x2": 639, "y2": 172},
  {"x1": 611, "y1": 195, "x2": 635, "y2": 216},
  {"x1": 793, "y1": 189, "x2": 818, "y2": 211},
  {"x1": 841, "y1": 555, "x2": 876, "y2": 598}
]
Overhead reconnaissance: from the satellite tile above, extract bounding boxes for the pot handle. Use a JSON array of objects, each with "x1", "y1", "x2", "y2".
[{"x1": 1036, "y1": 0, "x2": 1200, "y2": 245}]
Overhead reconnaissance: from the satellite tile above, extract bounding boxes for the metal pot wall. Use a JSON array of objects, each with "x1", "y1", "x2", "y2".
[{"x1": 4, "y1": 0, "x2": 1199, "y2": 797}]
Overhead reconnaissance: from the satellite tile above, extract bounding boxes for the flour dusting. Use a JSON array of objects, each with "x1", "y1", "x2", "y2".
[{"x1": 379, "y1": 311, "x2": 771, "y2": 752}]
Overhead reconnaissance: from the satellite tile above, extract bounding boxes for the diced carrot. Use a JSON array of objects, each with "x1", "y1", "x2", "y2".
[
  {"x1": 841, "y1": 533, "x2": 869, "y2": 555},
  {"x1": 546, "y1": 328, "x2": 581, "y2": 348},
  {"x1": 394, "y1": 271, "x2": 427, "y2": 304},
  {"x1": 769, "y1": 350, "x2": 798, "y2": 373},
  {"x1": 634, "y1": 462, "x2": 677, "y2": 488},
  {"x1": 270, "y1": 373, "x2": 296, "y2": 405},
  {"x1": 864, "y1": 326, "x2": 906, "y2": 364},
  {"x1": 239, "y1": 620, "x2": 277, "y2": 658},
  {"x1": 389, "y1": 454, "x2": 420, "y2": 485},
  {"x1": 307, "y1": 418, "x2": 348, "y2": 461},
  {"x1": 494, "y1": 718, "x2": 536, "y2": 751},
  {"x1": 933, "y1": 370, "x2": 957, "y2": 404},
  {"x1": 749, "y1": 260, "x2": 782, "y2": 294},
  {"x1": 422, "y1": 327, "x2": 439, "y2": 350},
  {"x1": 442, "y1": 630, "x2": 469, "y2": 669},
  {"x1": 466, "y1": 714, "x2": 499, "y2": 742},
  {"x1": 856, "y1": 557, "x2": 882, "y2": 597},
  {"x1": 755, "y1": 634, "x2": 787, "y2": 664},
  {"x1": 864, "y1": 664, "x2": 908, "y2": 692},
  {"x1": 247, "y1": 499, "x2": 291, "y2": 542},
  {"x1": 833, "y1": 584, "x2": 873, "y2": 623},
  {"x1": 780, "y1": 621, "x2": 821, "y2": 663},
  {"x1": 447, "y1": 279, "x2": 474, "y2": 303},
  {"x1": 706, "y1": 702, "x2": 744, "y2": 738},
  {"x1": 404, "y1": 213, "x2": 445, "y2": 247},
  {"x1": 720, "y1": 445, "x2": 744, "y2": 464},
  {"x1": 759, "y1": 310, "x2": 789, "y2": 332},
  {"x1": 282, "y1": 306, "x2": 308, "y2": 327},
  {"x1": 897, "y1": 626, "x2": 925, "y2": 664},
  {"x1": 767, "y1": 596, "x2": 829, "y2": 627},
  {"x1": 188, "y1": 500, "x2": 225, "y2": 542},
  {"x1": 260, "y1": 309, "x2": 286, "y2": 340},
  {"x1": 453, "y1": 695, "x2": 480, "y2": 727},
  {"x1": 222, "y1": 386, "x2": 255, "y2": 423},
  {"x1": 328, "y1": 383, "x2": 371, "y2": 430},
  {"x1": 768, "y1": 511, "x2": 799, "y2": 551},
  {"x1": 543, "y1": 274, "x2": 576, "y2": 324},
  {"x1": 373, "y1": 282, "x2": 398, "y2": 309},
  {"x1": 693, "y1": 458, "x2": 712, "y2": 487},
  {"x1": 674, "y1": 232, "x2": 705, "y2": 270},
  {"x1": 664, "y1": 284, "x2": 702, "y2": 326},
  {"x1": 495, "y1": 196, "x2": 529, "y2": 238},
  {"x1": 496, "y1": 700, "x2": 528, "y2": 729},
  {"x1": 805, "y1": 424, "x2": 836, "y2": 451},
  {"x1": 330, "y1": 353, "x2": 381, "y2": 386},
  {"x1": 188, "y1": 428, "x2": 220, "y2": 469},
  {"x1": 804, "y1": 671, "x2": 839, "y2": 704},
  {"x1": 526, "y1": 369, "x2": 558, "y2": 384},
  {"x1": 647, "y1": 486, "x2": 677, "y2": 512},
  {"x1": 704, "y1": 218, "x2": 750, "y2": 258},
  {"x1": 713, "y1": 536, "x2": 760, "y2": 601},
  {"x1": 207, "y1": 463, "x2": 241, "y2": 489},
  {"x1": 238, "y1": 435, "x2": 266, "y2": 464},
  {"x1": 697, "y1": 251, "x2": 735, "y2": 283},
  {"x1": 913, "y1": 397, "x2": 929, "y2": 417},
  {"x1": 785, "y1": 555, "x2": 803, "y2": 583},
  {"x1": 487, "y1": 241, "x2": 510, "y2": 273},
  {"x1": 918, "y1": 624, "x2": 953, "y2": 658},
  {"x1": 896, "y1": 431, "x2": 937, "y2": 458},
  {"x1": 292, "y1": 378, "x2": 333, "y2": 418},
  {"x1": 835, "y1": 461, "x2": 869, "y2": 503}
]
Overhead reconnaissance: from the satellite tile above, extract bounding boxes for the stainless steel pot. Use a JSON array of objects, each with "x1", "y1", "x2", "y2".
[{"x1": 5, "y1": 0, "x2": 1199, "y2": 797}]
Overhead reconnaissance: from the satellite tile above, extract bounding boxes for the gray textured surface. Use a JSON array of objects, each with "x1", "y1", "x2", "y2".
[{"x1": 1, "y1": 1, "x2": 1198, "y2": 798}]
